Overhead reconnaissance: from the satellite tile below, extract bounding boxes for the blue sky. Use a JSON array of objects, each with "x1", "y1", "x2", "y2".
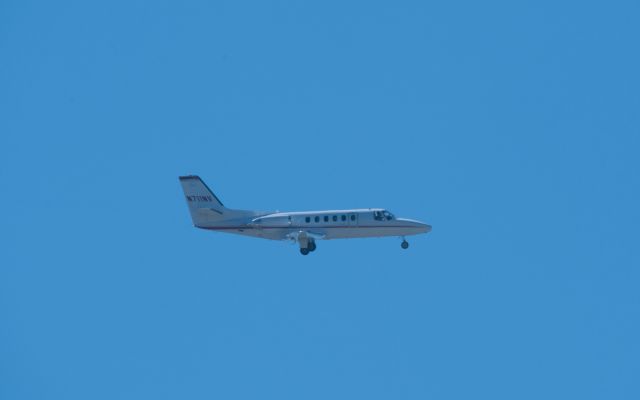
[{"x1": 1, "y1": 0, "x2": 639, "y2": 399}]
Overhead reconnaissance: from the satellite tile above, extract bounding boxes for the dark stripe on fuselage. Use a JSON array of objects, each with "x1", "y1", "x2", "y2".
[{"x1": 197, "y1": 225, "x2": 418, "y2": 230}]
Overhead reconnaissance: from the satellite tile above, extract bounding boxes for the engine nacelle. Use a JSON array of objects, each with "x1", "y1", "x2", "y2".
[{"x1": 250, "y1": 215, "x2": 290, "y2": 228}]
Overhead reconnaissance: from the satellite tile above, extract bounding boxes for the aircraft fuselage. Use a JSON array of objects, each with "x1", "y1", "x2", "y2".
[{"x1": 196, "y1": 209, "x2": 431, "y2": 241}]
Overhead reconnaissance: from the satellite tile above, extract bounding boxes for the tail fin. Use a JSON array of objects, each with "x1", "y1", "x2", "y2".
[{"x1": 179, "y1": 175, "x2": 228, "y2": 225}]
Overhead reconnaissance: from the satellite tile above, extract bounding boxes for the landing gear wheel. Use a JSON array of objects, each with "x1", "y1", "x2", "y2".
[
  {"x1": 300, "y1": 248, "x2": 310, "y2": 256},
  {"x1": 401, "y1": 240, "x2": 409, "y2": 249},
  {"x1": 308, "y1": 241, "x2": 317, "y2": 252}
]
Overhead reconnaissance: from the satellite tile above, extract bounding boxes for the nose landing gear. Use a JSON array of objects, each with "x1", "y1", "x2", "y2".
[{"x1": 401, "y1": 239, "x2": 409, "y2": 249}]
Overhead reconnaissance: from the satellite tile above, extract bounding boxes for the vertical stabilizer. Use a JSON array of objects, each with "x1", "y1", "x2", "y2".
[{"x1": 179, "y1": 175, "x2": 227, "y2": 225}]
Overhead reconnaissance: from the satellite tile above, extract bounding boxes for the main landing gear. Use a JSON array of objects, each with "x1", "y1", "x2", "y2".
[
  {"x1": 299, "y1": 238, "x2": 408, "y2": 255},
  {"x1": 300, "y1": 239, "x2": 317, "y2": 256}
]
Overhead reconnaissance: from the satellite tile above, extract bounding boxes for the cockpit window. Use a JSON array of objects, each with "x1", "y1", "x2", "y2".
[{"x1": 374, "y1": 210, "x2": 395, "y2": 221}]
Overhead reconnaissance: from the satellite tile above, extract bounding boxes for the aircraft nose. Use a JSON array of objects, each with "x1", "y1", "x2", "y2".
[
  {"x1": 415, "y1": 222, "x2": 432, "y2": 233},
  {"x1": 398, "y1": 218, "x2": 432, "y2": 233}
]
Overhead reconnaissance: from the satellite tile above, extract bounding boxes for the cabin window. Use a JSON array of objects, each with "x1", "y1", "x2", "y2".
[
  {"x1": 324, "y1": 216, "x2": 329, "y2": 222},
  {"x1": 341, "y1": 215, "x2": 346, "y2": 221},
  {"x1": 350, "y1": 214, "x2": 356, "y2": 221},
  {"x1": 332, "y1": 215, "x2": 337, "y2": 222},
  {"x1": 305, "y1": 216, "x2": 310, "y2": 223},
  {"x1": 314, "y1": 216, "x2": 320, "y2": 223}
]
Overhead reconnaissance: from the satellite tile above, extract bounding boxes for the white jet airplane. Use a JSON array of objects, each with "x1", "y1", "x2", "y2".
[{"x1": 179, "y1": 175, "x2": 432, "y2": 255}]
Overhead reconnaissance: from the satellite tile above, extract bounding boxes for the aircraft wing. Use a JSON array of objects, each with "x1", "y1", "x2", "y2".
[{"x1": 286, "y1": 230, "x2": 326, "y2": 246}]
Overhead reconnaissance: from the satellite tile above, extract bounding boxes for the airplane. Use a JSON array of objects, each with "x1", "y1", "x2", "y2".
[{"x1": 179, "y1": 175, "x2": 432, "y2": 255}]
